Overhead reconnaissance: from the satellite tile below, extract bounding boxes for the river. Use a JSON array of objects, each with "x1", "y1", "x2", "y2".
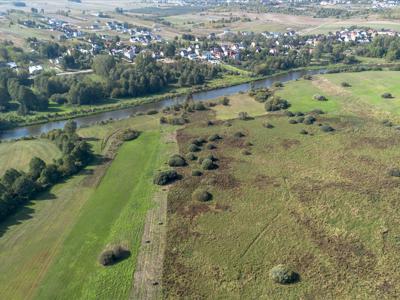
[{"x1": 0, "y1": 68, "x2": 326, "y2": 140}]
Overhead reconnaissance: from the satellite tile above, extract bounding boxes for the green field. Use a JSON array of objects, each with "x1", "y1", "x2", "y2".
[
  {"x1": 0, "y1": 139, "x2": 61, "y2": 175},
  {"x1": 0, "y1": 114, "x2": 176, "y2": 299}
]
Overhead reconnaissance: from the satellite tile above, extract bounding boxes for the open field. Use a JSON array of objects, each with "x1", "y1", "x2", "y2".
[
  {"x1": 163, "y1": 111, "x2": 400, "y2": 298},
  {"x1": 213, "y1": 93, "x2": 266, "y2": 120},
  {"x1": 162, "y1": 70, "x2": 400, "y2": 298},
  {"x1": 0, "y1": 114, "x2": 176, "y2": 300},
  {"x1": 0, "y1": 139, "x2": 61, "y2": 175}
]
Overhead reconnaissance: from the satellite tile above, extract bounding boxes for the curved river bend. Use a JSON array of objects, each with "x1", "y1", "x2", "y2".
[{"x1": 0, "y1": 69, "x2": 326, "y2": 140}]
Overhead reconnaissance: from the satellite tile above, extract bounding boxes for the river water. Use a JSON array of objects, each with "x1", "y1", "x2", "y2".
[{"x1": 0, "y1": 68, "x2": 326, "y2": 140}]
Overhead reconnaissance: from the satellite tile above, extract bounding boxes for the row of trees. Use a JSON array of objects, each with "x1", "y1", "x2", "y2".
[{"x1": 0, "y1": 121, "x2": 92, "y2": 222}]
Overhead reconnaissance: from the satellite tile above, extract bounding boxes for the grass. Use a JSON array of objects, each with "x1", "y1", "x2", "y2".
[
  {"x1": 35, "y1": 129, "x2": 173, "y2": 299},
  {"x1": 163, "y1": 106, "x2": 400, "y2": 298},
  {"x1": 0, "y1": 139, "x2": 61, "y2": 175},
  {"x1": 213, "y1": 93, "x2": 266, "y2": 120}
]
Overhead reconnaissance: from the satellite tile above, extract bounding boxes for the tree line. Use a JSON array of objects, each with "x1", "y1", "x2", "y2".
[{"x1": 0, "y1": 121, "x2": 92, "y2": 222}]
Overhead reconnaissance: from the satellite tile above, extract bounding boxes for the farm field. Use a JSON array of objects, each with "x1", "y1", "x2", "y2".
[
  {"x1": 162, "y1": 70, "x2": 400, "y2": 298},
  {"x1": 0, "y1": 114, "x2": 175, "y2": 300},
  {"x1": 0, "y1": 139, "x2": 61, "y2": 175}
]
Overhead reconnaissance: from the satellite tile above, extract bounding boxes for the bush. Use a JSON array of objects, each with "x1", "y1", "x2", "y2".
[
  {"x1": 99, "y1": 245, "x2": 130, "y2": 266},
  {"x1": 286, "y1": 111, "x2": 295, "y2": 117},
  {"x1": 300, "y1": 129, "x2": 308, "y2": 135},
  {"x1": 263, "y1": 122, "x2": 274, "y2": 128},
  {"x1": 192, "y1": 188, "x2": 212, "y2": 202},
  {"x1": 192, "y1": 170, "x2": 203, "y2": 176},
  {"x1": 382, "y1": 119, "x2": 393, "y2": 127},
  {"x1": 295, "y1": 112, "x2": 304, "y2": 116},
  {"x1": 208, "y1": 134, "x2": 221, "y2": 142},
  {"x1": 313, "y1": 94, "x2": 328, "y2": 101},
  {"x1": 146, "y1": 109, "x2": 158, "y2": 115},
  {"x1": 188, "y1": 144, "x2": 201, "y2": 152},
  {"x1": 206, "y1": 154, "x2": 218, "y2": 161},
  {"x1": 303, "y1": 115, "x2": 316, "y2": 125},
  {"x1": 311, "y1": 109, "x2": 324, "y2": 115},
  {"x1": 341, "y1": 82, "x2": 351, "y2": 87},
  {"x1": 242, "y1": 149, "x2": 251, "y2": 155},
  {"x1": 194, "y1": 102, "x2": 206, "y2": 110},
  {"x1": 269, "y1": 264, "x2": 298, "y2": 284},
  {"x1": 234, "y1": 131, "x2": 245, "y2": 138},
  {"x1": 289, "y1": 119, "x2": 298, "y2": 124},
  {"x1": 303, "y1": 74, "x2": 312, "y2": 80},
  {"x1": 187, "y1": 153, "x2": 197, "y2": 161},
  {"x1": 389, "y1": 168, "x2": 400, "y2": 177},
  {"x1": 168, "y1": 154, "x2": 187, "y2": 167},
  {"x1": 297, "y1": 117, "x2": 305, "y2": 123},
  {"x1": 153, "y1": 170, "x2": 179, "y2": 185},
  {"x1": 244, "y1": 141, "x2": 253, "y2": 147},
  {"x1": 320, "y1": 125, "x2": 335, "y2": 132},
  {"x1": 239, "y1": 111, "x2": 252, "y2": 120},
  {"x1": 118, "y1": 129, "x2": 140, "y2": 141},
  {"x1": 202, "y1": 158, "x2": 217, "y2": 170},
  {"x1": 265, "y1": 96, "x2": 290, "y2": 112},
  {"x1": 273, "y1": 81, "x2": 283, "y2": 88},
  {"x1": 220, "y1": 97, "x2": 230, "y2": 106},
  {"x1": 382, "y1": 92, "x2": 393, "y2": 99},
  {"x1": 206, "y1": 143, "x2": 216, "y2": 150}
]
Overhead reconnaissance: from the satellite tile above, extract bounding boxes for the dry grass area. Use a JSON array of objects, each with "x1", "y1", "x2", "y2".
[{"x1": 162, "y1": 101, "x2": 400, "y2": 298}]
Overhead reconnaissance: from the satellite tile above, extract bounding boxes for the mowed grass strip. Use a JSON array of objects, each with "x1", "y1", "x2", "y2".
[
  {"x1": 35, "y1": 130, "x2": 166, "y2": 300},
  {"x1": 0, "y1": 139, "x2": 61, "y2": 175}
]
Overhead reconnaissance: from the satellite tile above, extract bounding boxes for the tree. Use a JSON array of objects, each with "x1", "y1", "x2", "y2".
[
  {"x1": 92, "y1": 55, "x2": 116, "y2": 77},
  {"x1": 64, "y1": 120, "x2": 77, "y2": 136},
  {"x1": 29, "y1": 157, "x2": 46, "y2": 180},
  {"x1": 0, "y1": 87, "x2": 11, "y2": 110},
  {"x1": 12, "y1": 175, "x2": 36, "y2": 199},
  {"x1": 2, "y1": 168, "x2": 21, "y2": 188}
]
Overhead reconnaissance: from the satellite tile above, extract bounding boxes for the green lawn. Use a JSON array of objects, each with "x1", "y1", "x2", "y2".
[
  {"x1": 34, "y1": 130, "x2": 172, "y2": 299},
  {"x1": 0, "y1": 139, "x2": 61, "y2": 175}
]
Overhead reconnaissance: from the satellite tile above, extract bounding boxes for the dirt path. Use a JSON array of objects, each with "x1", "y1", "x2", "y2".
[{"x1": 130, "y1": 131, "x2": 177, "y2": 300}]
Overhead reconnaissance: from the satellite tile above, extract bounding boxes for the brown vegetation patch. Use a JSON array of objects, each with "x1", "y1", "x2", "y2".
[
  {"x1": 349, "y1": 136, "x2": 400, "y2": 150},
  {"x1": 290, "y1": 210, "x2": 377, "y2": 279},
  {"x1": 213, "y1": 172, "x2": 239, "y2": 189},
  {"x1": 281, "y1": 139, "x2": 301, "y2": 150},
  {"x1": 254, "y1": 174, "x2": 280, "y2": 190},
  {"x1": 181, "y1": 203, "x2": 211, "y2": 220}
]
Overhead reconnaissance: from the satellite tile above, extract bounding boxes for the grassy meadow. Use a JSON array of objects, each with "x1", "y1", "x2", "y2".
[{"x1": 163, "y1": 71, "x2": 400, "y2": 298}]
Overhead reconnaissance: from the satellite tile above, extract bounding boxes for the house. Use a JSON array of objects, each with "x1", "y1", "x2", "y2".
[
  {"x1": 29, "y1": 65, "x2": 43, "y2": 75},
  {"x1": 124, "y1": 47, "x2": 136, "y2": 60}
]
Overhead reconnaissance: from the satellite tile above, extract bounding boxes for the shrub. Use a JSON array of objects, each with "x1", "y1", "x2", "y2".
[
  {"x1": 389, "y1": 168, "x2": 400, "y2": 177},
  {"x1": 206, "y1": 154, "x2": 218, "y2": 161},
  {"x1": 234, "y1": 131, "x2": 245, "y2": 138},
  {"x1": 295, "y1": 112, "x2": 304, "y2": 116},
  {"x1": 382, "y1": 119, "x2": 393, "y2": 127},
  {"x1": 188, "y1": 144, "x2": 201, "y2": 152},
  {"x1": 153, "y1": 170, "x2": 179, "y2": 185},
  {"x1": 186, "y1": 153, "x2": 197, "y2": 161},
  {"x1": 146, "y1": 109, "x2": 158, "y2": 115},
  {"x1": 300, "y1": 129, "x2": 308, "y2": 135},
  {"x1": 303, "y1": 74, "x2": 312, "y2": 80},
  {"x1": 311, "y1": 109, "x2": 324, "y2": 115},
  {"x1": 118, "y1": 129, "x2": 140, "y2": 141},
  {"x1": 382, "y1": 92, "x2": 393, "y2": 99},
  {"x1": 220, "y1": 97, "x2": 230, "y2": 106},
  {"x1": 239, "y1": 111, "x2": 252, "y2": 120},
  {"x1": 202, "y1": 158, "x2": 217, "y2": 170},
  {"x1": 192, "y1": 189, "x2": 212, "y2": 202},
  {"x1": 263, "y1": 122, "x2": 274, "y2": 128},
  {"x1": 289, "y1": 119, "x2": 298, "y2": 124},
  {"x1": 194, "y1": 102, "x2": 206, "y2": 110},
  {"x1": 206, "y1": 143, "x2": 216, "y2": 150},
  {"x1": 99, "y1": 245, "x2": 130, "y2": 266},
  {"x1": 320, "y1": 125, "x2": 335, "y2": 132},
  {"x1": 242, "y1": 149, "x2": 251, "y2": 155},
  {"x1": 168, "y1": 154, "x2": 187, "y2": 167},
  {"x1": 303, "y1": 115, "x2": 316, "y2": 125},
  {"x1": 313, "y1": 94, "x2": 328, "y2": 101},
  {"x1": 245, "y1": 141, "x2": 253, "y2": 146},
  {"x1": 265, "y1": 96, "x2": 290, "y2": 112},
  {"x1": 208, "y1": 134, "x2": 221, "y2": 142},
  {"x1": 269, "y1": 264, "x2": 298, "y2": 284},
  {"x1": 192, "y1": 170, "x2": 203, "y2": 176},
  {"x1": 273, "y1": 81, "x2": 283, "y2": 88},
  {"x1": 286, "y1": 111, "x2": 295, "y2": 117},
  {"x1": 341, "y1": 82, "x2": 351, "y2": 87},
  {"x1": 297, "y1": 117, "x2": 305, "y2": 123}
]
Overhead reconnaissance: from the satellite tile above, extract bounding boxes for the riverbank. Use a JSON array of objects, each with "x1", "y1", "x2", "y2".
[{"x1": 1, "y1": 62, "x2": 399, "y2": 140}]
